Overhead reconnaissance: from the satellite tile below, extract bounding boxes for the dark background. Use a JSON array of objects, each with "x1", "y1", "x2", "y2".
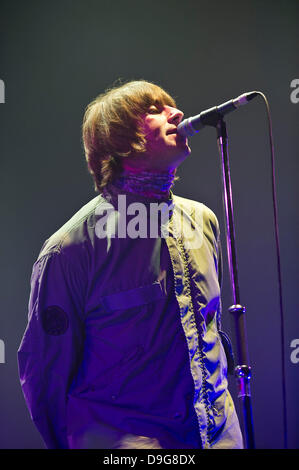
[{"x1": 0, "y1": 0, "x2": 298, "y2": 449}]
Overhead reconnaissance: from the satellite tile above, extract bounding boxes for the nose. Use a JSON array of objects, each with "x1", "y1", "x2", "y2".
[{"x1": 166, "y1": 106, "x2": 184, "y2": 126}]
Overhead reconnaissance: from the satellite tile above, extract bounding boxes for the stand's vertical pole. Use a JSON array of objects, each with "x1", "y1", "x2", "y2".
[{"x1": 216, "y1": 118, "x2": 255, "y2": 449}]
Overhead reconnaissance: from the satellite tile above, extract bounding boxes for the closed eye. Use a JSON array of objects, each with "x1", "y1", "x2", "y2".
[
  {"x1": 148, "y1": 106, "x2": 160, "y2": 114},
  {"x1": 148, "y1": 104, "x2": 163, "y2": 114}
]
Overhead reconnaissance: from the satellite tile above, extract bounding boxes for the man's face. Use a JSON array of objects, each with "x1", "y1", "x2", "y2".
[{"x1": 124, "y1": 104, "x2": 191, "y2": 173}]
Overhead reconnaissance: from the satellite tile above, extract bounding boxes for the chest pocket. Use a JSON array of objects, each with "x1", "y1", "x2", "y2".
[
  {"x1": 99, "y1": 280, "x2": 166, "y2": 312},
  {"x1": 74, "y1": 280, "x2": 168, "y2": 398}
]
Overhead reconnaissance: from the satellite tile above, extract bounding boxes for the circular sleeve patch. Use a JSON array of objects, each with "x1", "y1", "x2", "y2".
[{"x1": 41, "y1": 306, "x2": 69, "y2": 336}]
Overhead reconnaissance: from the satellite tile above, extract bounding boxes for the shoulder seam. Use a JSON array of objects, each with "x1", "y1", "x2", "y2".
[{"x1": 37, "y1": 195, "x2": 104, "y2": 260}]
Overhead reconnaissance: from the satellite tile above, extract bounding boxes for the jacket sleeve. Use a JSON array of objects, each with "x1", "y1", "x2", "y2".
[{"x1": 17, "y1": 249, "x2": 86, "y2": 449}]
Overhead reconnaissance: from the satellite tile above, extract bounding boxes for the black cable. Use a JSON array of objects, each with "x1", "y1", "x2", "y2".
[{"x1": 255, "y1": 91, "x2": 288, "y2": 449}]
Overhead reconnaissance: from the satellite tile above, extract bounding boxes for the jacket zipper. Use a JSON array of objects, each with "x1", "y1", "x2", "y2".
[{"x1": 176, "y1": 236, "x2": 213, "y2": 447}]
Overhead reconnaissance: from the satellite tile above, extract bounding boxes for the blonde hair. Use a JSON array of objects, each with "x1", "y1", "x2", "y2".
[{"x1": 82, "y1": 80, "x2": 176, "y2": 192}]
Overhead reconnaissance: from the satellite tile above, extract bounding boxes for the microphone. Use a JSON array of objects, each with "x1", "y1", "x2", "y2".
[{"x1": 177, "y1": 91, "x2": 259, "y2": 137}]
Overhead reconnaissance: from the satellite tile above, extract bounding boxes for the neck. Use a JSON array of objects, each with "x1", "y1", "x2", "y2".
[{"x1": 112, "y1": 167, "x2": 176, "y2": 200}]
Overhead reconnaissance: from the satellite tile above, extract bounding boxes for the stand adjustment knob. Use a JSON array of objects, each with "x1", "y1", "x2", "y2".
[{"x1": 228, "y1": 304, "x2": 246, "y2": 315}]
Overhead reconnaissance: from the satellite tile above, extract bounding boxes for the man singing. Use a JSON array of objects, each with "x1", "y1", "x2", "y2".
[{"x1": 18, "y1": 80, "x2": 243, "y2": 449}]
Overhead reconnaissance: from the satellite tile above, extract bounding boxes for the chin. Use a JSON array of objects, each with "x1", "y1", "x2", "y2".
[{"x1": 180, "y1": 144, "x2": 191, "y2": 157}]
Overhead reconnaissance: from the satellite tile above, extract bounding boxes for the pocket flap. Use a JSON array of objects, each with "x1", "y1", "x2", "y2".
[{"x1": 100, "y1": 280, "x2": 165, "y2": 311}]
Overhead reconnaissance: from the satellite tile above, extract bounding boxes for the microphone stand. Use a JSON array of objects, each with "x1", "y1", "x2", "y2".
[{"x1": 215, "y1": 117, "x2": 255, "y2": 449}]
